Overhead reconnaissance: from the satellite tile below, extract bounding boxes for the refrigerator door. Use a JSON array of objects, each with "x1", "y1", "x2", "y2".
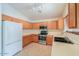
[
  {"x1": 0, "y1": 4, "x2": 2, "y2": 56},
  {"x1": 4, "y1": 40, "x2": 22, "y2": 56},
  {"x1": 3, "y1": 21, "x2": 22, "y2": 56},
  {"x1": 0, "y1": 21, "x2": 2, "y2": 56}
]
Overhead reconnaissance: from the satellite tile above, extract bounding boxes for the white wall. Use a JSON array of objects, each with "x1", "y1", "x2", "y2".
[
  {"x1": 63, "y1": 4, "x2": 68, "y2": 17},
  {"x1": 2, "y1": 3, "x2": 31, "y2": 22}
]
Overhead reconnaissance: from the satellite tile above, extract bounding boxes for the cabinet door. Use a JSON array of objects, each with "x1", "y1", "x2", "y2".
[
  {"x1": 22, "y1": 22, "x2": 32, "y2": 29},
  {"x1": 2, "y1": 15, "x2": 13, "y2": 21},
  {"x1": 23, "y1": 35, "x2": 32, "y2": 47},
  {"x1": 77, "y1": 3, "x2": 79, "y2": 28},
  {"x1": 32, "y1": 35, "x2": 39, "y2": 43},
  {"x1": 46, "y1": 35, "x2": 53, "y2": 45},
  {"x1": 52, "y1": 21, "x2": 58, "y2": 29},
  {"x1": 32, "y1": 23, "x2": 40, "y2": 29},
  {"x1": 39, "y1": 22, "x2": 47, "y2": 26},
  {"x1": 32, "y1": 22, "x2": 47, "y2": 29},
  {"x1": 68, "y1": 3, "x2": 77, "y2": 28},
  {"x1": 47, "y1": 21, "x2": 52, "y2": 29},
  {"x1": 47, "y1": 21, "x2": 57, "y2": 29},
  {"x1": 58, "y1": 18, "x2": 64, "y2": 30}
]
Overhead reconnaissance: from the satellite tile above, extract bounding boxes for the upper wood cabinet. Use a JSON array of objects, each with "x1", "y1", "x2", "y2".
[
  {"x1": 58, "y1": 18, "x2": 64, "y2": 30},
  {"x1": 47, "y1": 21, "x2": 57, "y2": 29},
  {"x1": 2, "y1": 15, "x2": 32, "y2": 29},
  {"x1": 32, "y1": 22, "x2": 47, "y2": 29},
  {"x1": 68, "y1": 3, "x2": 77, "y2": 28},
  {"x1": 39, "y1": 22, "x2": 47, "y2": 26},
  {"x1": 77, "y1": 3, "x2": 79, "y2": 29},
  {"x1": 32, "y1": 23, "x2": 40, "y2": 29},
  {"x1": 22, "y1": 22, "x2": 32, "y2": 29},
  {"x1": 32, "y1": 21, "x2": 58, "y2": 29},
  {"x1": 2, "y1": 15, "x2": 13, "y2": 21},
  {"x1": 47, "y1": 21, "x2": 53, "y2": 29}
]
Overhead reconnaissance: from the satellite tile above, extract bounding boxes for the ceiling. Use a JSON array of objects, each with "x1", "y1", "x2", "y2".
[{"x1": 9, "y1": 3, "x2": 67, "y2": 20}]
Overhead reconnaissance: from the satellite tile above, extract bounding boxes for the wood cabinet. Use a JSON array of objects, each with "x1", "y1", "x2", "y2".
[
  {"x1": 47, "y1": 21, "x2": 57, "y2": 29},
  {"x1": 32, "y1": 21, "x2": 58, "y2": 29},
  {"x1": 23, "y1": 34, "x2": 53, "y2": 47},
  {"x1": 32, "y1": 23, "x2": 40, "y2": 29},
  {"x1": 23, "y1": 35, "x2": 32, "y2": 47},
  {"x1": 58, "y1": 18, "x2": 64, "y2": 30},
  {"x1": 68, "y1": 3, "x2": 77, "y2": 28},
  {"x1": 2, "y1": 15, "x2": 13, "y2": 21},
  {"x1": 22, "y1": 21, "x2": 32, "y2": 29},
  {"x1": 32, "y1": 34, "x2": 39, "y2": 43},
  {"x1": 40, "y1": 22, "x2": 47, "y2": 26},
  {"x1": 23, "y1": 34, "x2": 39, "y2": 47},
  {"x1": 46, "y1": 35, "x2": 53, "y2": 45},
  {"x1": 2, "y1": 15, "x2": 32, "y2": 29},
  {"x1": 77, "y1": 3, "x2": 79, "y2": 29},
  {"x1": 32, "y1": 22, "x2": 48, "y2": 29}
]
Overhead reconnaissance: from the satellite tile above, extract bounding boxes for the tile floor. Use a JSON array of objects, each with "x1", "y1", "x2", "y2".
[{"x1": 16, "y1": 42, "x2": 52, "y2": 56}]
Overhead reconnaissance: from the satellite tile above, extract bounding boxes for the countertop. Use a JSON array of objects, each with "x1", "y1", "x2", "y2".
[
  {"x1": 51, "y1": 42, "x2": 79, "y2": 56},
  {"x1": 51, "y1": 32, "x2": 79, "y2": 56},
  {"x1": 23, "y1": 30, "x2": 79, "y2": 56}
]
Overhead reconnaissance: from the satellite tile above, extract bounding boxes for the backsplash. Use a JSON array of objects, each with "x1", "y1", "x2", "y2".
[{"x1": 23, "y1": 29, "x2": 63, "y2": 36}]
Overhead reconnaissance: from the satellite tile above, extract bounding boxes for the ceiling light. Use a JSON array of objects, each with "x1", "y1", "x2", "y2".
[{"x1": 32, "y1": 4, "x2": 43, "y2": 14}]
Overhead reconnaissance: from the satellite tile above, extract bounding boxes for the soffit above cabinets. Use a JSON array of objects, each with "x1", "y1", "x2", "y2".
[{"x1": 8, "y1": 3, "x2": 67, "y2": 21}]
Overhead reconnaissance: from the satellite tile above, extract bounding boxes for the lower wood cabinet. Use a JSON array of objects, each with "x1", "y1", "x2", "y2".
[
  {"x1": 46, "y1": 35, "x2": 53, "y2": 45},
  {"x1": 23, "y1": 35, "x2": 32, "y2": 48},
  {"x1": 32, "y1": 34, "x2": 39, "y2": 43},
  {"x1": 23, "y1": 34, "x2": 53, "y2": 47},
  {"x1": 23, "y1": 34, "x2": 39, "y2": 47}
]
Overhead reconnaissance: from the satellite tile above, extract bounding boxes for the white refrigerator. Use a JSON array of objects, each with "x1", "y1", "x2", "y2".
[
  {"x1": 0, "y1": 21, "x2": 2, "y2": 56},
  {"x1": 3, "y1": 21, "x2": 22, "y2": 56}
]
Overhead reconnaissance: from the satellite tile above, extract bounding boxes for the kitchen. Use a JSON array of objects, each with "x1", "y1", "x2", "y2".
[{"x1": 0, "y1": 3, "x2": 79, "y2": 56}]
